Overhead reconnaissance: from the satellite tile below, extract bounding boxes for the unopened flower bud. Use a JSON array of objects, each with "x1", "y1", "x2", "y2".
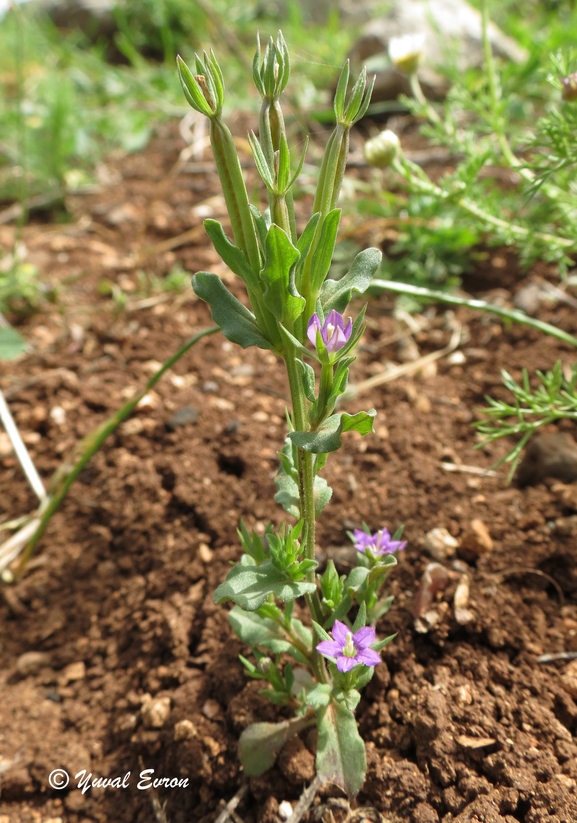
[
  {"x1": 364, "y1": 130, "x2": 400, "y2": 168},
  {"x1": 561, "y1": 72, "x2": 577, "y2": 102},
  {"x1": 388, "y1": 32, "x2": 425, "y2": 75},
  {"x1": 257, "y1": 657, "x2": 273, "y2": 675}
]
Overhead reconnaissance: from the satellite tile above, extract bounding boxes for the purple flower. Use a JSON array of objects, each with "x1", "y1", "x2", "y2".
[
  {"x1": 307, "y1": 310, "x2": 352, "y2": 354},
  {"x1": 317, "y1": 620, "x2": 381, "y2": 673},
  {"x1": 352, "y1": 528, "x2": 406, "y2": 555}
]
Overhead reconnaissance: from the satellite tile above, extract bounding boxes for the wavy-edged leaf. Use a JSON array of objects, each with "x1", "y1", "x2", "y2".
[
  {"x1": 260, "y1": 225, "x2": 304, "y2": 323},
  {"x1": 289, "y1": 410, "x2": 376, "y2": 454},
  {"x1": 321, "y1": 248, "x2": 382, "y2": 315},
  {"x1": 214, "y1": 557, "x2": 317, "y2": 610},
  {"x1": 203, "y1": 220, "x2": 260, "y2": 292},
  {"x1": 192, "y1": 272, "x2": 273, "y2": 350}
]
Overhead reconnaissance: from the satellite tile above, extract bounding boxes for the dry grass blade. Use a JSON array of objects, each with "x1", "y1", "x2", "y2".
[
  {"x1": 285, "y1": 775, "x2": 322, "y2": 823},
  {"x1": 213, "y1": 782, "x2": 249, "y2": 823}
]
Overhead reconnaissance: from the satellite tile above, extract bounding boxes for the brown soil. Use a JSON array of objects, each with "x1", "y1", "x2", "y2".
[{"x1": 1, "y1": 121, "x2": 577, "y2": 823}]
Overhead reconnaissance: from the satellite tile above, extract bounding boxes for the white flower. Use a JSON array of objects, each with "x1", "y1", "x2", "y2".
[
  {"x1": 364, "y1": 130, "x2": 400, "y2": 168},
  {"x1": 388, "y1": 32, "x2": 426, "y2": 74}
]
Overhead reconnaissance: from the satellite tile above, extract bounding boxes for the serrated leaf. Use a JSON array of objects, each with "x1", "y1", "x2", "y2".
[
  {"x1": 321, "y1": 248, "x2": 382, "y2": 315},
  {"x1": 316, "y1": 700, "x2": 366, "y2": 795},
  {"x1": 0, "y1": 326, "x2": 26, "y2": 360},
  {"x1": 239, "y1": 716, "x2": 314, "y2": 777},
  {"x1": 289, "y1": 410, "x2": 376, "y2": 454},
  {"x1": 213, "y1": 557, "x2": 317, "y2": 610},
  {"x1": 192, "y1": 272, "x2": 273, "y2": 350},
  {"x1": 229, "y1": 607, "x2": 310, "y2": 664}
]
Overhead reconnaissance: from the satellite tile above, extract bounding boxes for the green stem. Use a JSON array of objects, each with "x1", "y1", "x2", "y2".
[
  {"x1": 409, "y1": 72, "x2": 440, "y2": 124},
  {"x1": 283, "y1": 346, "x2": 327, "y2": 684},
  {"x1": 17, "y1": 326, "x2": 220, "y2": 574}
]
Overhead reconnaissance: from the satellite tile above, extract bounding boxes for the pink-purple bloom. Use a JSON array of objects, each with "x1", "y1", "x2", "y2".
[
  {"x1": 307, "y1": 310, "x2": 352, "y2": 354},
  {"x1": 317, "y1": 620, "x2": 381, "y2": 672},
  {"x1": 353, "y1": 528, "x2": 406, "y2": 555}
]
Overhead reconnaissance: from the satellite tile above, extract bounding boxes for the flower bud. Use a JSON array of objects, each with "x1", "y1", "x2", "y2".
[
  {"x1": 561, "y1": 72, "x2": 577, "y2": 102},
  {"x1": 364, "y1": 129, "x2": 400, "y2": 168},
  {"x1": 388, "y1": 32, "x2": 425, "y2": 75}
]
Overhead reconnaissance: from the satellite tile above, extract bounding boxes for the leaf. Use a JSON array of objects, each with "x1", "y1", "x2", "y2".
[
  {"x1": 260, "y1": 225, "x2": 304, "y2": 323},
  {"x1": 309, "y1": 209, "x2": 341, "y2": 294},
  {"x1": 316, "y1": 700, "x2": 366, "y2": 795},
  {"x1": 192, "y1": 272, "x2": 273, "y2": 350},
  {"x1": 0, "y1": 326, "x2": 26, "y2": 360},
  {"x1": 289, "y1": 410, "x2": 376, "y2": 454},
  {"x1": 321, "y1": 248, "x2": 382, "y2": 315},
  {"x1": 229, "y1": 607, "x2": 309, "y2": 664},
  {"x1": 305, "y1": 683, "x2": 332, "y2": 709},
  {"x1": 239, "y1": 716, "x2": 314, "y2": 777},
  {"x1": 203, "y1": 220, "x2": 260, "y2": 292},
  {"x1": 275, "y1": 462, "x2": 332, "y2": 518},
  {"x1": 214, "y1": 558, "x2": 317, "y2": 610}
]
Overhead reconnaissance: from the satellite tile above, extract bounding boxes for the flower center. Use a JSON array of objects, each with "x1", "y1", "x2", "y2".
[
  {"x1": 343, "y1": 632, "x2": 356, "y2": 657},
  {"x1": 325, "y1": 322, "x2": 336, "y2": 341}
]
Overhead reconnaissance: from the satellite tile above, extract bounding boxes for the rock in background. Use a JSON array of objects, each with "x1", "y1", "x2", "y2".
[{"x1": 348, "y1": 0, "x2": 528, "y2": 102}]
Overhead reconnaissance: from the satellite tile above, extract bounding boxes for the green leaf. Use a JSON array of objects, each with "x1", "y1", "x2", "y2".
[
  {"x1": 316, "y1": 700, "x2": 366, "y2": 795},
  {"x1": 289, "y1": 410, "x2": 376, "y2": 454},
  {"x1": 177, "y1": 55, "x2": 215, "y2": 116},
  {"x1": 230, "y1": 607, "x2": 310, "y2": 664},
  {"x1": 275, "y1": 457, "x2": 332, "y2": 517},
  {"x1": 296, "y1": 359, "x2": 316, "y2": 402},
  {"x1": 214, "y1": 558, "x2": 317, "y2": 610},
  {"x1": 239, "y1": 716, "x2": 314, "y2": 777},
  {"x1": 305, "y1": 683, "x2": 332, "y2": 709},
  {"x1": 321, "y1": 248, "x2": 382, "y2": 315},
  {"x1": 192, "y1": 272, "x2": 273, "y2": 350},
  {"x1": 333, "y1": 688, "x2": 361, "y2": 711},
  {"x1": 203, "y1": 220, "x2": 260, "y2": 293},
  {"x1": 260, "y1": 225, "x2": 304, "y2": 323},
  {"x1": 309, "y1": 209, "x2": 341, "y2": 294},
  {"x1": 0, "y1": 326, "x2": 26, "y2": 360},
  {"x1": 372, "y1": 633, "x2": 397, "y2": 652}
]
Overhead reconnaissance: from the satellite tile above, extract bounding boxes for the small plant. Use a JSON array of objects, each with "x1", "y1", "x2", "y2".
[{"x1": 177, "y1": 35, "x2": 403, "y2": 793}]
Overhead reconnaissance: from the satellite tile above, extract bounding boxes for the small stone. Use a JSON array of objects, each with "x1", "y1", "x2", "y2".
[
  {"x1": 166, "y1": 405, "x2": 199, "y2": 430},
  {"x1": 446, "y1": 351, "x2": 466, "y2": 366},
  {"x1": 454, "y1": 574, "x2": 475, "y2": 625},
  {"x1": 174, "y1": 719, "x2": 198, "y2": 741},
  {"x1": 555, "y1": 516, "x2": 577, "y2": 536},
  {"x1": 456, "y1": 735, "x2": 497, "y2": 750},
  {"x1": 202, "y1": 699, "x2": 222, "y2": 720},
  {"x1": 198, "y1": 543, "x2": 213, "y2": 563},
  {"x1": 278, "y1": 801, "x2": 293, "y2": 820},
  {"x1": 458, "y1": 519, "x2": 493, "y2": 561},
  {"x1": 59, "y1": 661, "x2": 86, "y2": 684},
  {"x1": 455, "y1": 685, "x2": 473, "y2": 706},
  {"x1": 517, "y1": 432, "x2": 577, "y2": 488},
  {"x1": 202, "y1": 380, "x2": 219, "y2": 393},
  {"x1": 423, "y1": 527, "x2": 458, "y2": 561},
  {"x1": 65, "y1": 791, "x2": 86, "y2": 812},
  {"x1": 513, "y1": 282, "x2": 542, "y2": 316},
  {"x1": 15, "y1": 651, "x2": 51, "y2": 677},
  {"x1": 142, "y1": 695, "x2": 171, "y2": 728}
]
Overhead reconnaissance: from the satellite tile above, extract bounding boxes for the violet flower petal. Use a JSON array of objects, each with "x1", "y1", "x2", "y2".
[
  {"x1": 336, "y1": 655, "x2": 358, "y2": 673},
  {"x1": 330, "y1": 620, "x2": 349, "y2": 645},
  {"x1": 352, "y1": 627, "x2": 376, "y2": 649},
  {"x1": 357, "y1": 649, "x2": 381, "y2": 667},
  {"x1": 316, "y1": 640, "x2": 341, "y2": 658}
]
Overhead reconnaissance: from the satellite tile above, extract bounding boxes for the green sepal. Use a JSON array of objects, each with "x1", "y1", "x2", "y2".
[
  {"x1": 352, "y1": 601, "x2": 367, "y2": 632},
  {"x1": 367, "y1": 555, "x2": 397, "y2": 585},
  {"x1": 311, "y1": 620, "x2": 333, "y2": 643},
  {"x1": 320, "y1": 248, "x2": 382, "y2": 315},
  {"x1": 320, "y1": 560, "x2": 344, "y2": 612},
  {"x1": 372, "y1": 633, "x2": 397, "y2": 652},
  {"x1": 238, "y1": 715, "x2": 314, "y2": 777},
  {"x1": 214, "y1": 557, "x2": 317, "y2": 610},
  {"x1": 326, "y1": 566, "x2": 370, "y2": 627},
  {"x1": 248, "y1": 131, "x2": 275, "y2": 190},
  {"x1": 176, "y1": 55, "x2": 215, "y2": 117},
  {"x1": 250, "y1": 204, "x2": 268, "y2": 250},
  {"x1": 289, "y1": 409, "x2": 376, "y2": 454},
  {"x1": 229, "y1": 606, "x2": 310, "y2": 664},
  {"x1": 309, "y1": 209, "x2": 341, "y2": 294},
  {"x1": 333, "y1": 61, "x2": 350, "y2": 122},
  {"x1": 192, "y1": 272, "x2": 273, "y2": 350},
  {"x1": 237, "y1": 521, "x2": 268, "y2": 565},
  {"x1": 239, "y1": 654, "x2": 266, "y2": 680},
  {"x1": 260, "y1": 225, "x2": 304, "y2": 323},
  {"x1": 0, "y1": 326, "x2": 26, "y2": 360},
  {"x1": 203, "y1": 219, "x2": 260, "y2": 293},
  {"x1": 316, "y1": 700, "x2": 366, "y2": 795}
]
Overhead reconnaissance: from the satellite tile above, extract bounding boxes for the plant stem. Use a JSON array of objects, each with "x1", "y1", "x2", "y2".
[
  {"x1": 409, "y1": 72, "x2": 440, "y2": 124},
  {"x1": 283, "y1": 345, "x2": 327, "y2": 684}
]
